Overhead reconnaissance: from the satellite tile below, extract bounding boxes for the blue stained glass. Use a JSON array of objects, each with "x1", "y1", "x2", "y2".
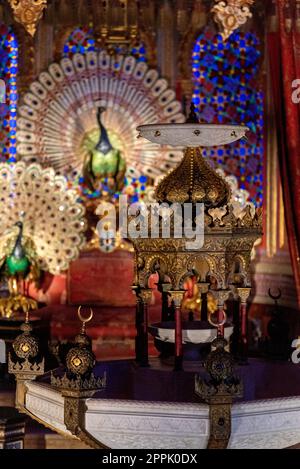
[
  {"x1": 63, "y1": 27, "x2": 147, "y2": 64},
  {"x1": 192, "y1": 28, "x2": 264, "y2": 207},
  {"x1": 0, "y1": 24, "x2": 18, "y2": 161}
]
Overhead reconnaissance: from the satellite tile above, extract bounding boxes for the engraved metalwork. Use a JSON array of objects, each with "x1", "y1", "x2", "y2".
[
  {"x1": 8, "y1": 311, "x2": 44, "y2": 410},
  {"x1": 8, "y1": 0, "x2": 47, "y2": 37},
  {"x1": 211, "y1": 0, "x2": 254, "y2": 41},
  {"x1": 195, "y1": 337, "x2": 243, "y2": 449}
]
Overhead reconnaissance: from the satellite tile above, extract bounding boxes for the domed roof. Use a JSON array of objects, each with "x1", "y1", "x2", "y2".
[{"x1": 155, "y1": 147, "x2": 231, "y2": 207}]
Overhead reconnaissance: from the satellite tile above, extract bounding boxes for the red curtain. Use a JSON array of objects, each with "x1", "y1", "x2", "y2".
[{"x1": 268, "y1": 0, "x2": 300, "y2": 307}]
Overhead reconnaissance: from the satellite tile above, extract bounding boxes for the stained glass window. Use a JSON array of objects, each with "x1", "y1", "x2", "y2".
[
  {"x1": 0, "y1": 24, "x2": 18, "y2": 162},
  {"x1": 63, "y1": 27, "x2": 96, "y2": 56},
  {"x1": 63, "y1": 27, "x2": 147, "y2": 62},
  {"x1": 192, "y1": 29, "x2": 264, "y2": 207},
  {"x1": 0, "y1": 79, "x2": 5, "y2": 103}
]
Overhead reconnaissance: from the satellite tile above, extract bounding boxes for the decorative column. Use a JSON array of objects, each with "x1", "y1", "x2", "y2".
[
  {"x1": 237, "y1": 288, "x2": 251, "y2": 364},
  {"x1": 35, "y1": 6, "x2": 54, "y2": 74},
  {"x1": 195, "y1": 336, "x2": 243, "y2": 449},
  {"x1": 133, "y1": 288, "x2": 152, "y2": 367},
  {"x1": 132, "y1": 285, "x2": 142, "y2": 363},
  {"x1": 213, "y1": 291, "x2": 230, "y2": 338},
  {"x1": 169, "y1": 290, "x2": 185, "y2": 371},
  {"x1": 160, "y1": 283, "x2": 172, "y2": 322},
  {"x1": 8, "y1": 0, "x2": 47, "y2": 92},
  {"x1": 230, "y1": 293, "x2": 241, "y2": 358},
  {"x1": 198, "y1": 282, "x2": 210, "y2": 322},
  {"x1": 157, "y1": 0, "x2": 176, "y2": 87}
]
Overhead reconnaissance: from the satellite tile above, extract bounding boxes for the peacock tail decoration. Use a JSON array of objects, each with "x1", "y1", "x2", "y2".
[
  {"x1": 6, "y1": 221, "x2": 30, "y2": 277},
  {"x1": 0, "y1": 162, "x2": 86, "y2": 318},
  {"x1": 83, "y1": 105, "x2": 127, "y2": 194},
  {"x1": 15, "y1": 52, "x2": 185, "y2": 201}
]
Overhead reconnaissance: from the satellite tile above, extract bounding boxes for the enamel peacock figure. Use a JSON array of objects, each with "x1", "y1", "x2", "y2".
[
  {"x1": 0, "y1": 162, "x2": 86, "y2": 318},
  {"x1": 83, "y1": 106, "x2": 126, "y2": 193},
  {"x1": 4, "y1": 220, "x2": 32, "y2": 293},
  {"x1": 16, "y1": 52, "x2": 185, "y2": 196}
]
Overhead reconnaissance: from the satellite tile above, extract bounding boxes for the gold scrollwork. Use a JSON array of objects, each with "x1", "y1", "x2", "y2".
[
  {"x1": 211, "y1": 0, "x2": 254, "y2": 41},
  {"x1": 8, "y1": 0, "x2": 47, "y2": 37}
]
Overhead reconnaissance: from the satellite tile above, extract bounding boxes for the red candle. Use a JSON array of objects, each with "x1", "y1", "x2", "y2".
[
  {"x1": 217, "y1": 307, "x2": 225, "y2": 337},
  {"x1": 175, "y1": 305, "x2": 182, "y2": 359},
  {"x1": 241, "y1": 303, "x2": 247, "y2": 343}
]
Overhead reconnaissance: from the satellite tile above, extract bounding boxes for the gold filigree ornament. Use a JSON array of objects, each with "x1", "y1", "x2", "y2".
[
  {"x1": 12, "y1": 311, "x2": 39, "y2": 360},
  {"x1": 155, "y1": 147, "x2": 231, "y2": 207},
  {"x1": 8, "y1": 0, "x2": 48, "y2": 37},
  {"x1": 211, "y1": 0, "x2": 254, "y2": 41},
  {"x1": 65, "y1": 307, "x2": 95, "y2": 377},
  {"x1": 0, "y1": 295, "x2": 37, "y2": 319},
  {"x1": 195, "y1": 336, "x2": 243, "y2": 449},
  {"x1": 51, "y1": 306, "x2": 106, "y2": 398},
  {"x1": 8, "y1": 309, "x2": 45, "y2": 410}
]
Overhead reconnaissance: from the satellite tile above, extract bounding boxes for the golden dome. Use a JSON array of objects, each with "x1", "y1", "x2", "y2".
[{"x1": 155, "y1": 147, "x2": 231, "y2": 207}]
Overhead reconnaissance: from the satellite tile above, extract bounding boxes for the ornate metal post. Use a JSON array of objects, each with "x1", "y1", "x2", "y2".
[
  {"x1": 237, "y1": 287, "x2": 251, "y2": 363},
  {"x1": 132, "y1": 285, "x2": 143, "y2": 363},
  {"x1": 230, "y1": 292, "x2": 241, "y2": 358},
  {"x1": 51, "y1": 307, "x2": 107, "y2": 449},
  {"x1": 169, "y1": 290, "x2": 185, "y2": 371},
  {"x1": 8, "y1": 312, "x2": 44, "y2": 411},
  {"x1": 198, "y1": 282, "x2": 210, "y2": 322},
  {"x1": 210, "y1": 291, "x2": 230, "y2": 338},
  {"x1": 195, "y1": 336, "x2": 243, "y2": 449},
  {"x1": 138, "y1": 288, "x2": 152, "y2": 367},
  {"x1": 160, "y1": 283, "x2": 173, "y2": 322}
]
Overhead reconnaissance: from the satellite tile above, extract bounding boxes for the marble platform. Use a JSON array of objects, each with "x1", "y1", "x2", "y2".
[{"x1": 24, "y1": 358, "x2": 300, "y2": 449}]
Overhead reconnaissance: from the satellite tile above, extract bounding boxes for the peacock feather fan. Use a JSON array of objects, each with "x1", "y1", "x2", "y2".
[
  {"x1": 0, "y1": 161, "x2": 86, "y2": 279},
  {"x1": 15, "y1": 52, "x2": 185, "y2": 184}
]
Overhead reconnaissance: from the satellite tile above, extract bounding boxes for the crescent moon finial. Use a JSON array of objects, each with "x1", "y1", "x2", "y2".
[
  {"x1": 268, "y1": 288, "x2": 282, "y2": 302},
  {"x1": 208, "y1": 310, "x2": 227, "y2": 328},
  {"x1": 78, "y1": 305, "x2": 94, "y2": 333}
]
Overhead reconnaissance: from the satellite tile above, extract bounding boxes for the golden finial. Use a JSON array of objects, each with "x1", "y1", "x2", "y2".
[
  {"x1": 77, "y1": 306, "x2": 93, "y2": 334},
  {"x1": 25, "y1": 309, "x2": 29, "y2": 323},
  {"x1": 208, "y1": 310, "x2": 227, "y2": 328}
]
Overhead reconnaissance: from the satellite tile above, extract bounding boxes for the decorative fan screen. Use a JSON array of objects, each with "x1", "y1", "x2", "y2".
[{"x1": 16, "y1": 52, "x2": 185, "y2": 190}]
